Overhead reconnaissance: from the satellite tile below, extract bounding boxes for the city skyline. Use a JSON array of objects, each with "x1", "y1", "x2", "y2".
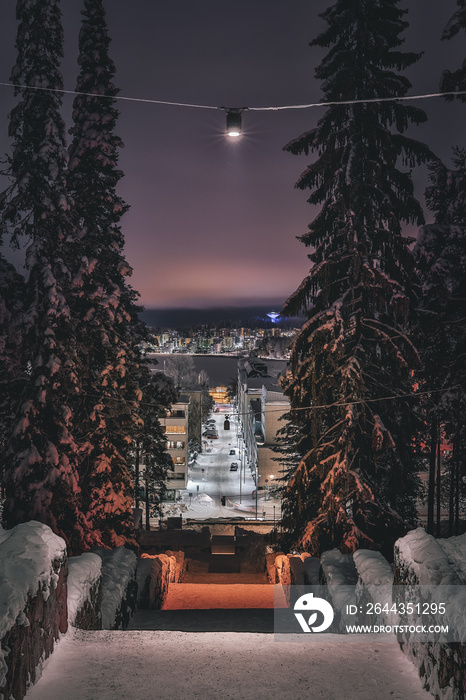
[{"x1": 0, "y1": 0, "x2": 464, "y2": 310}]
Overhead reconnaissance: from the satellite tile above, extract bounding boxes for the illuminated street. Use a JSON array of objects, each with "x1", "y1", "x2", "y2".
[{"x1": 160, "y1": 408, "x2": 282, "y2": 522}]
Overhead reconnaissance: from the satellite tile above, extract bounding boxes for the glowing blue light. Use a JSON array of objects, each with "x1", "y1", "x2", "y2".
[{"x1": 267, "y1": 311, "x2": 281, "y2": 323}]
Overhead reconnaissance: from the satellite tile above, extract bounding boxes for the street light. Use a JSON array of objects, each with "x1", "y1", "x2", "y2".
[
  {"x1": 255, "y1": 464, "x2": 259, "y2": 520},
  {"x1": 225, "y1": 108, "x2": 243, "y2": 138}
]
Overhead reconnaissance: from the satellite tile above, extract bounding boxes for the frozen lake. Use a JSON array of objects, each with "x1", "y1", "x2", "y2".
[{"x1": 149, "y1": 353, "x2": 287, "y2": 387}]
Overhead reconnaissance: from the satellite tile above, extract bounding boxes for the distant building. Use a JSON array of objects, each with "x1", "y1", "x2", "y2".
[
  {"x1": 237, "y1": 358, "x2": 289, "y2": 492},
  {"x1": 160, "y1": 395, "x2": 190, "y2": 500},
  {"x1": 210, "y1": 385, "x2": 229, "y2": 404}
]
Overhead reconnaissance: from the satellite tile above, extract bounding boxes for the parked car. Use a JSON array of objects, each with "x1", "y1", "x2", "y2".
[
  {"x1": 202, "y1": 430, "x2": 218, "y2": 437},
  {"x1": 229, "y1": 449, "x2": 236, "y2": 455},
  {"x1": 230, "y1": 462, "x2": 238, "y2": 471}
]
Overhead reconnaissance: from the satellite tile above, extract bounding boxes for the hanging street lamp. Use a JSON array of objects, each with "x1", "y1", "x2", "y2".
[{"x1": 224, "y1": 108, "x2": 246, "y2": 138}]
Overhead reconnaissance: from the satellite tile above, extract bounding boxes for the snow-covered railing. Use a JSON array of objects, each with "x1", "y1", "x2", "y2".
[
  {"x1": 0, "y1": 521, "x2": 67, "y2": 700},
  {"x1": 136, "y1": 551, "x2": 185, "y2": 609},
  {"x1": 394, "y1": 528, "x2": 466, "y2": 699},
  {"x1": 352, "y1": 549, "x2": 394, "y2": 627},
  {"x1": 395, "y1": 527, "x2": 463, "y2": 586},
  {"x1": 67, "y1": 552, "x2": 102, "y2": 628},
  {"x1": 266, "y1": 551, "x2": 321, "y2": 587},
  {"x1": 93, "y1": 547, "x2": 138, "y2": 629}
]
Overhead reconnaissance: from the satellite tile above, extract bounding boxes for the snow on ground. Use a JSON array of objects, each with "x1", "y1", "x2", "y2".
[{"x1": 25, "y1": 628, "x2": 433, "y2": 700}]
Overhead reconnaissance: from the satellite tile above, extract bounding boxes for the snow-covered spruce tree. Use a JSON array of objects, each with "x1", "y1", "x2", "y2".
[
  {"x1": 136, "y1": 371, "x2": 178, "y2": 527},
  {"x1": 0, "y1": 255, "x2": 25, "y2": 494},
  {"x1": 414, "y1": 150, "x2": 466, "y2": 535},
  {"x1": 441, "y1": 0, "x2": 466, "y2": 100},
  {"x1": 280, "y1": 0, "x2": 435, "y2": 555},
  {"x1": 66, "y1": 0, "x2": 159, "y2": 546},
  {"x1": 0, "y1": 0, "x2": 91, "y2": 551}
]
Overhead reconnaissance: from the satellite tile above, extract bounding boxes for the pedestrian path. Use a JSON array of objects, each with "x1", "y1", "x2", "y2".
[
  {"x1": 161, "y1": 582, "x2": 283, "y2": 609},
  {"x1": 25, "y1": 628, "x2": 433, "y2": 700},
  {"x1": 182, "y1": 571, "x2": 268, "y2": 583}
]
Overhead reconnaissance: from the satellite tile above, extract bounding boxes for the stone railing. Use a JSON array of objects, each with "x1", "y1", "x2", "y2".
[
  {"x1": 0, "y1": 522, "x2": 68, "y2": 700},
  {"x1": 136, "y1": 551, "x2": 185, "y2": 609},
  {"x1": 394, "y1": 528, "x2": 466, "y2": 700}
]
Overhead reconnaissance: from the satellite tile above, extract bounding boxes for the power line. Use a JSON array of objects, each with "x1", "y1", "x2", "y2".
[
  {"x1": 249, "y1": 91, "x2": 466, "y2": 110},
  {"x1": 1, "y1": 80, "x2": 466, "y2": 111},
  {"x1": 268, "y1": 384, "x2": 460, "y2": 416},
  {"x1": 78, "y1": 383, "x2": 459, "y2": 416}
]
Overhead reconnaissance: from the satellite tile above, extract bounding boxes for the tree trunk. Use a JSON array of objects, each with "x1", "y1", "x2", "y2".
[
  {"x1": 449, "y1": 447, "x2": 455, "y2": 538},
  {"x1": 436, "y1": 419, "x2": 441, "y2": 537},
  {"x1": 427, "y1": 416, "x2": 437, "y2": 535},
  {"x1": 455, "y1": 387, "x2": 461, "y2": 536},
  {"x1": 145, "y1": 470, "x2": 150, "y2": 531},
  {"x1": 135, "y1": 441, "x2": 140, "y2": 509}
]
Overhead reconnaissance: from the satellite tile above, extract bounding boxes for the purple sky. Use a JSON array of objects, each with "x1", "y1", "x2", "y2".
[{"x1": 0, "y1": 1, "x2": 464, "y2": 310}]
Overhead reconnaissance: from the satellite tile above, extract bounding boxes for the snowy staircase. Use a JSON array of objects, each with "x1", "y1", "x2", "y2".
[
  {"x1": 162, "y1": 582, "x2": 280, "y2": 610},
  {"x1": 128, "y1": 572, "x2": 289, "y2": 632}
]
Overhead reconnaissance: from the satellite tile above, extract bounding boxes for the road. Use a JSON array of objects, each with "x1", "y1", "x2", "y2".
[{"x1": 161, "y1": 407, "x2": 282, "y2": 521}]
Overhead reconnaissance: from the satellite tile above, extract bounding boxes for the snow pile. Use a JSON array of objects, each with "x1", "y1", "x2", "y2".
[
  {"x1": 395, "y1": 528, "x2": 466, "y2": 633},
  {"x1": 320, "y1": 548, "x2": 358, "y2": 586},
  {"x1": 0, "y1": 521, "x2": 66, "y2": 637},
  {"x1": 0, "y1": 521, "x2": 66, "y2": 691},
  {"x1": 67, "y1": 553, "x2": 102, "y2": 626},
  {"x1": 353, "y1": 549, "x2": 393, "y2": 586},
  {"x1": 93, "y1": 547, "x2": 137, "y2": 629},
  {"x1": 353, "y1": 550, "x2": 395, "y2": 626},
  {"x1": 438, "y1": 533, "x2": 466, "y2": 583},
  {"x1": 321, "y1": 549, "x2": 359, "y2": 629},
  {"x1": 394, "y1": 528, "x2": 466, "y2": 699},
  {"x1": 395, "y1": 527, "x2": 462, "y2": 585}
]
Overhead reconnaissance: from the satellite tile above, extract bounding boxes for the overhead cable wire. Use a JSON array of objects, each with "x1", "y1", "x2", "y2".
[
  {"x1": 78, "y1": 383, "x2": 459, "y2": 416},
  {"x1": 1, "y1": 80, "x2": 466, "y2": 111}
]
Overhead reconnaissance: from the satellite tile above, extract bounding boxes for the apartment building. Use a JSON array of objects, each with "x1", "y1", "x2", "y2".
[
  {"x1": 237, "y1": 357, "x2": 289, "y2": 491},
  {"x1": 160, "y1": 394, "x2": 190, "y2": 500}
]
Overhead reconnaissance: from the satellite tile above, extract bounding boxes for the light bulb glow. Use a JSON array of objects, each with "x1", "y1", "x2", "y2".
[{"x1": 226, "y1": 109, "x2": 242, "y2": 138}]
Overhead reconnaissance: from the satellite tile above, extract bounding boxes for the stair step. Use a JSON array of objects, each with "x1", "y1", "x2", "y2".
[
  {"x1": 183, "y1": 572, "x2": 268, "y2": 584},
  {"x1": 128, "y1": 608, "x2": 290, "y2": 633},
  {"x1": 162, "y1": 583, "x2": 286, "y2": 610}
]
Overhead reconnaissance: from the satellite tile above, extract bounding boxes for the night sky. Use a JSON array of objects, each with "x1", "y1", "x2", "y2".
[{"x1": 0, "y1": 1, "x2": 464, "y2": 311}]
